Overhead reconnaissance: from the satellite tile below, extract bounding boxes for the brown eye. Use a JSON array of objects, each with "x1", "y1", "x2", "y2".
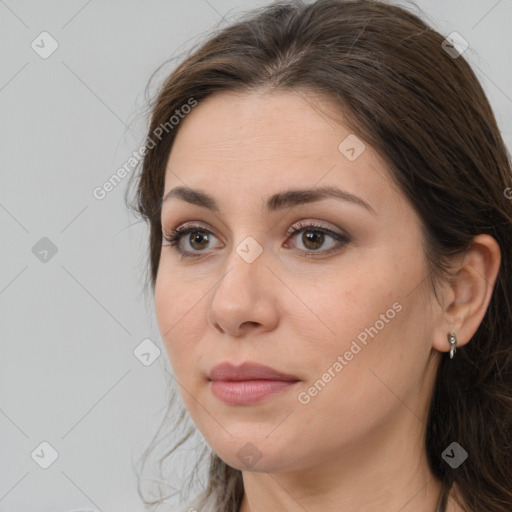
[
  {"x1": 284, "y1": 222, "x2": 350, "y2": 257},
  {"x1": 162, "y1": 225, "x2": 220, "y2": 258},
  {"x1": 188, "y1": 230, "x2": 211, "y2": 251},
  {"x1": 163, "y1": 221, "x2": 350, "y2": 259},
  {"x1": 300, "y1": 230, "x2": 326, "y2": 250}
]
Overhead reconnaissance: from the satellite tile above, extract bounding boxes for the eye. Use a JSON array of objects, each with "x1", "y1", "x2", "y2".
[
  {"x1": 162, "y1": 223, "x2": 220, "y2": 259},
  {"x1": 283, "y1": 221, "x2": 350, "y2": 258},
  {"x1": 162, "y1": 221, "x2": 350, "y2": 259}
]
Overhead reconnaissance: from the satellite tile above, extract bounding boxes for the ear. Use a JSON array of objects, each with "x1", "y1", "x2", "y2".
[{"x1": 432, "y1": 234, "x2": 501, "y2": 355}]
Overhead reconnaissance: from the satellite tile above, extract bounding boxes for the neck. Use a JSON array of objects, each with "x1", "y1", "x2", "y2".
[{"x1": 239, "y1": 406, "x2": 443, "y2": 512}]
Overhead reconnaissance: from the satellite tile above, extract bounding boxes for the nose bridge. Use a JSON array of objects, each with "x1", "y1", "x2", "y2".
[
  {"x1": 216, "y1": 232, "x2": 266, "y2": 299},
  {"x1": 218, "y1": 205, "x2": 267, "y2": 273},
  {"x1": 207, "y1": 231, "x2": 276, "y2": 335}
]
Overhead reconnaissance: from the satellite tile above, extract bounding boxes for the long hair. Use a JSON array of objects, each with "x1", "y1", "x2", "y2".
[{"x1": 126, "y1": 1, "x2": 512, "y2": 510}]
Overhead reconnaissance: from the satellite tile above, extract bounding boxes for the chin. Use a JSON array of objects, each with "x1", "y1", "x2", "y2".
[{"x1": 207, "y1": 434, "x2": 302, "y2": 474}]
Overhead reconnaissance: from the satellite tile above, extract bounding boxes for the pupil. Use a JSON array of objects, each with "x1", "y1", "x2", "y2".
[
  {"x1": 191, "y1": 231, "x2": 208, "y2": 249},
  {"x1": 304, "y1": 231, "x2": 323, "y2": 249}
]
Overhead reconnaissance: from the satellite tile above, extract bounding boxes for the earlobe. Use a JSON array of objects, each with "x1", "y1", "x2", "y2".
[{"x1": 433, "y1": 234, "x2": 501, "y2": 355}]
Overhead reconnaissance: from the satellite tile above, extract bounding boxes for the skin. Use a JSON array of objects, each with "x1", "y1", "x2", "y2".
[{"x1": 155, "y1": 89, "x2": 501, "y2": 511}]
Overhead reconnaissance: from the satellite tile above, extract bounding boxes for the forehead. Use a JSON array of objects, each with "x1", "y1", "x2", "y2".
[
  {"x1": 162, "y1": 89, "x2": 403, "y2": 218},
  {"x1": 169, "y1": 89, "x2": 347, "y2": 163}
]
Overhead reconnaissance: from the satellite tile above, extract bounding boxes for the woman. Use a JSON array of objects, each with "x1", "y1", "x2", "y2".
[{"x1": 126, "y1": 0, "x2": 512, "y2": 510}]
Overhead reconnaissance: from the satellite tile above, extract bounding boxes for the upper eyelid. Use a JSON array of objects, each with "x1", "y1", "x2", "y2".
[
  {"x1": 166, "y1": 220, "x2": 346, "y2": 239},
  {"x1": 161, "y1": 202, "x2": 356, "y2": 234}
]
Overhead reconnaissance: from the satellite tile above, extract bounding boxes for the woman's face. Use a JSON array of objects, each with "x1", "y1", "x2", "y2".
[{"x1": 155, "y1": 90, "x2": 442, "y2": 474}]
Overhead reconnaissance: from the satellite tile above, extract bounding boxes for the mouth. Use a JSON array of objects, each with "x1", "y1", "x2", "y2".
[{"x1": 207, "y1": 361, "x2": 300, "y2": 406}]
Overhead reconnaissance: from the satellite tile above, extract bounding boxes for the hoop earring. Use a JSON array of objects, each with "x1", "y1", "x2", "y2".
[{"x1": 447, "y1": 331, "x2": 457, "y2": 359}]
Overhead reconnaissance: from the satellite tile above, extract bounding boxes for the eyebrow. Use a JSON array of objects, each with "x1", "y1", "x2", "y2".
[{"x1": 161, "y1": 185, "x2": 376, "y2": 215}]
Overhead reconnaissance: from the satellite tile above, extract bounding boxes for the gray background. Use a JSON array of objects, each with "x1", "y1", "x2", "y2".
[{"x1": 1, "y1": 0, "x2": 511, "y2": 511}]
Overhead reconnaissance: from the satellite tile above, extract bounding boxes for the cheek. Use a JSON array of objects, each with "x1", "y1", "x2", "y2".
[
  {"x1": 302, "y1": 269, "x2": 394, "y2": 349},
  {"x1": 300, "y1": 275, "x2": 430, "y2": 420},
  {"x1": 154, "y1": 269, "x2": 204, "y2": 369},
  {"x1": 295, "y1": 257, "x2": 415, "y2": 390}
]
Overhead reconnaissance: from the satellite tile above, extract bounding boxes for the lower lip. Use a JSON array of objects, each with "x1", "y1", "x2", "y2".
[{"x1": 209, "y1": 379, "x2": 299, "y2": 405}]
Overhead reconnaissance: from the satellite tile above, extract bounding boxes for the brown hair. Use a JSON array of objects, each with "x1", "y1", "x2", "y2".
[{"x1": 126, "y1": 1, "x2": 512, "y2": 510}]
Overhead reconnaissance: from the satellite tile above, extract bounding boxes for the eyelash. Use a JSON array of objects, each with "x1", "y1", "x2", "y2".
[{"x1": 162, "y1": 221, "x2": 350, "y2": 260}]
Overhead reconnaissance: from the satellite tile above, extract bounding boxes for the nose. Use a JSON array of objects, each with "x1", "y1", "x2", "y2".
[{"x1": 206, "y1": 242, "x2": 279, "y2": 338}]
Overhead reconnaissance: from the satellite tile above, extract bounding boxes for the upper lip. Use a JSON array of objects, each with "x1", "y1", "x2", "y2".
[{"x1": 208, "y1": 362, "x2": 300, "y2": 381}]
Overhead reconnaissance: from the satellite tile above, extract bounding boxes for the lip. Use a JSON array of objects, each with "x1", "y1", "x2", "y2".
[
  {"x1": 208, "y1": 362, "x2": 300, "y2": 406},
  {"x1": 208, "y1": 361, "x2": 300, "y2": 381}
]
